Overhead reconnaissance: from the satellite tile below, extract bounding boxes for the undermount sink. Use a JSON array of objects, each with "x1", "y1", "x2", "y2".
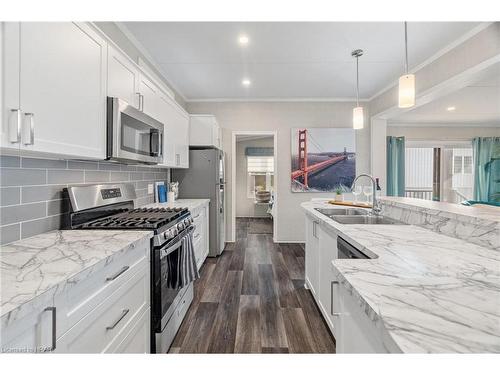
[
  {"x1": 331, "y1": 215, "x2": 406, "y2": 225},
  {"x1": 315, "y1": 207, "x2": 367, "y2": 217}
]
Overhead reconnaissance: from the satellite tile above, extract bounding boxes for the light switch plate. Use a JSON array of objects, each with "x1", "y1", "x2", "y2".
[{"x1": 147, "y1": 184, "x2": 154, "y2": 194}]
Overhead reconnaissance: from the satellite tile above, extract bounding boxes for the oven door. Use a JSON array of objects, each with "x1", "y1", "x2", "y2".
[{"x1": 107, "y1": 97, "x2": 164, "y2": 164}]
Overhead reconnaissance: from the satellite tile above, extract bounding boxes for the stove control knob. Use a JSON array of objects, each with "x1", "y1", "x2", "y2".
[{"x1": 177, "y1": 222, "x2": 184, "y2": 231}]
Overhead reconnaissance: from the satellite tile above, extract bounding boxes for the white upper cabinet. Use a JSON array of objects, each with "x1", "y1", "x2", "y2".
[
  {"x1": 158, "y1": 91, "x2": 189, "y2": 169},
  {"x1": 189, "y1": 115, "x2": 221, "y2": 149},
  {"x1": 107, "y1": 45, "x2": 140, "y2": 109},
  {"x1": 2, "y1": 22, "x2": 107, "y2": 159},
  {"x1": 138, "y1": 73, "x2": 163, "y2": 120}
]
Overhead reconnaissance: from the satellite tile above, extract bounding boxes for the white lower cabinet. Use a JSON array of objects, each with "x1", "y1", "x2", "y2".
[
  {"x1": 55, "y1": 263, "x2": 150, "y2": 353},
  {"x1": 192, "y1": 203, "x2": 209, "y2": 270},
  {"x1": 0, "y1": 302, "x2": 56, "y2": 353},
  {"x1": 334, "y1": 273, "x2": 389, "y2": 353},
  {"x1": 305, "y1": 215, "x2": 320, "y2": 296},
  {"x1": 304, "y1": 214, "x2": 390, "y2": 353},
  {"x1": 0, "y1": 241, "x2": 151, "y2": 354},
  {"x1": 317, "y1": 225, "x2": 338, "y2": 332}
]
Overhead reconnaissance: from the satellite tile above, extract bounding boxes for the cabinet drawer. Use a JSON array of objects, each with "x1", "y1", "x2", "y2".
[
  {"x1": 54, "y1": 242, "x2": 148, "y2": 338},
  {"x1": 107, "y1": 307, "x2": 150, "y2": 353},
  {"x1": 56, "y1": 263, "x2": 149, "y2": 353}
]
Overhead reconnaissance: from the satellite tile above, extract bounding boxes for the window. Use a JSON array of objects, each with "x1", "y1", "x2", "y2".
[
  {"x1": 463, "y1": 156, "x2": 472, "y2": 174},
  {"x1": 247, "y1": 156, "x2": 274, "y2": 198},
  {"x1": 453, "y1": 156, "x2": 463, "y2": 174}
]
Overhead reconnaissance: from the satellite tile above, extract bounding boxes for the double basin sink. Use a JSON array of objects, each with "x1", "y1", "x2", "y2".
[{"x1": 315, "y1": 207, "x2": 406, "y2": 225}]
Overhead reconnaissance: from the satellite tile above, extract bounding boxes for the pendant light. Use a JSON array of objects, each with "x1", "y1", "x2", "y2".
[
  {"x1": 352, "y1": 49, "x2": 364, "y2": 130},
  {"x1": 398, "y1": 22, "x2": 415, "y2": 108}
]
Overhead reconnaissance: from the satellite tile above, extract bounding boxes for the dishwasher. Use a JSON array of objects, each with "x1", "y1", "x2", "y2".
[{"x1": 337, "y1": 237, "x2": 370, "y2": 259}]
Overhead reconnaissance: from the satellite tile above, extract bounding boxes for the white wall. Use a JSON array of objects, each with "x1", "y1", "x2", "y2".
[
  {"x1": 187, "y1": 101, "x2": 370, "y2": 243},
  {"x1": 236, "y1": 137, "x2": 274, "y2": 217}
]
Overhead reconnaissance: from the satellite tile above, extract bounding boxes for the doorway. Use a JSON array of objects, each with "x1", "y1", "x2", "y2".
[
  {"x1": 404, "y1": 141, "x2": 474, "y2": 203},
  {"x1": 231, "y1": 131, "x2": 278, "y2": 242}
]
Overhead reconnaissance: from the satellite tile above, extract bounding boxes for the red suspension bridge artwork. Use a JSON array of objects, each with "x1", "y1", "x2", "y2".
[{"x1": 291, "y1": 128, "x2": 356, "y2": 192}]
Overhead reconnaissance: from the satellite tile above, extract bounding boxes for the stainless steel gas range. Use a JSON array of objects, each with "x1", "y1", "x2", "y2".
[{"x1": 66, "y1": 183, "x2": 197, "y2": 353}]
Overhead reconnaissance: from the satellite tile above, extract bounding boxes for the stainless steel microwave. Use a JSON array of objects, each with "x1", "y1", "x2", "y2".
[{"x1": 106, "y1": 97, "x2": 163, "y2": 164}]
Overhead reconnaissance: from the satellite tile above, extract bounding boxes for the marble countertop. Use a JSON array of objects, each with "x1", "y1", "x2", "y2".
[
  {"x1": 301, "y1": 200, "x2": 500, "y2": 353},
  {"x1": 380, "y1": 196, "x2": 500, "y2": 223},
  {"x1": 1, "y1": 230, "x2": 153, "y2": 326},
  {"x1": 143, "y1": 198, "x2": 210, "y2": 212}
]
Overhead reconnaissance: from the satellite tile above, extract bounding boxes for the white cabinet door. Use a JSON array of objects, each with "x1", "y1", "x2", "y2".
[
  {"x1": 0, "y1": 303, "x2": 56, "y2": 353},
  {"x1": 159, "y1": 92, "x2": 189, "y2": 169},
  {"x1": 1, "y1": 23, "x2": 21, "y2": 152},
  {"x1": 138, "y1": 73, "x2": 162, "y2": 120},
  {"x1": 318, "y1": 226, "x2": 338, "y2": 331},
  {"x1": 305, "y1": 215, "x2": 320, "y2": 297},
  {"x1": 6, "y1": 22, "x2": 107, "y2": 159},
  {"x1": 107, "y1": 45, "x2": 140, "y2": 108},
  {"x1": 189, "y1": 115, "x2": 220, "y2": 149}
]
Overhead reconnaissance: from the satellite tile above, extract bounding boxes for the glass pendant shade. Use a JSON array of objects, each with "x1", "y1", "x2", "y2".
[
  {"x1": 352, "y1": 106, "x2": 364, "y2": 129},
  {"x1": 398, "y1": 74, "x2": 415, "y2": 108}
]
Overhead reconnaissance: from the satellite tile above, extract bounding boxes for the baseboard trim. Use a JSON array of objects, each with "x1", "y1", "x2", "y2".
[{"x1": 274, "y1": 240, "x2": 305, "y2": 244}]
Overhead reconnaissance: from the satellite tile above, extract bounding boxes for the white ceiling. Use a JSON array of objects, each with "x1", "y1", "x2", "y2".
[
  {"x1": 389, "y1": 62, "x2": 500, "y2": 125},
  {"x1": 122, "y1": 22, "x2": 481, "y2": 101}
]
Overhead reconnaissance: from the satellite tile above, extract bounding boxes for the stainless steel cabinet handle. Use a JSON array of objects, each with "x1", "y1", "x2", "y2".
[
  {"x1": 194, "y1": 232, "x2": 200, "y2": 239},
  {"x1": 106, "y1": 309, "x2": 129, "y2": 330},
  {"x1": 105, "y1": 266, "x2": 129, "y2": 281},
  {"x1": 176, "y1": 153, "x2": 180, "y2": 166},
  {"x1": 193, "y1": 214, "x2": 201, "y2": 219},
  {"x1": 313, "y1": 221, "x2": 319, "y2": 239},
  {"x1": 9, "y1": 109, "x2": 21, "y2": 143},
  {"x1": 330, "y1": 280, "x2": 339, "y2": 316},
  {"x1": 136, "y1": 92, "x2": 144, "y2": 111},
  {"x1": 44, "y1": 306, "x2": 57, "y2": 351},
  {"x1": 23, "y1": 113, "x2": 35, "y2": 145}
]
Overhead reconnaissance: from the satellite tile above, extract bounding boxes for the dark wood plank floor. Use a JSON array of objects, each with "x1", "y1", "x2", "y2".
[{"x1": 169, "y1": 218, "x2": 336, "y2": 354}]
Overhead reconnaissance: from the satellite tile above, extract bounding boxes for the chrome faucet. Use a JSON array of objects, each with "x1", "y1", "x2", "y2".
[{"x1": 350, "y1": 174, "x2": 381, "y2": 216}]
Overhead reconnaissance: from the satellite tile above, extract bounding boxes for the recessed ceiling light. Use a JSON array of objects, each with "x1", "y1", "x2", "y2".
[
  {"x1": 242, "y1": 79, "x2": 251, "y2": 87},
  {"x1": 238, "y1": 35, "x2": 249, "y2": 45},
  {"x1": 447, "y1": 106, "x2": 456, "y2": 111}
]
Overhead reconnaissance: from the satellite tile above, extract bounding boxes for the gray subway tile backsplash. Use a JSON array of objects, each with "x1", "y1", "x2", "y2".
[
  {"x1": 1, "y1": 202, "x2": 47, "y2": 226},
  {"x1": 67, "y1": 160, "x2": 98, "y2": 170},
  {"x1": 1, "y1": 168, "x2": 47, "y2": 186},
  {"x1": 84, "y1": 170, "x2": 110, "y2": 183},
  {"x1": 22, "y1": 185, "x2": 65, "y2": 203},
  {"x1": 47, "y1": 169, "x2": 85, "y2": 184},
  {"x1": 1, "y1": 224, "x2": 20, "y2": 245},
  {"x1": 22, "y1": 157, "x2": 67, "y2": 169},
  {"x1": 0, "y1": 187, "x2": 20, "y2": 206},
  {"x1": 0, "y1": 155, "x2": 21, "y2": 168},
  {"x1": 21, "y1": 215, "x2": 66, "y2": 240},
  {"x1": 0, "y1": 155, "x2": 169, "y2": 245}
]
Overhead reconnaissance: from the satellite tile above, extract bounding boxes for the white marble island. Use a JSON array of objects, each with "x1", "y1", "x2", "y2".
[{"x1": 301, "y1": 199, "x2": 500, "y2": 353}]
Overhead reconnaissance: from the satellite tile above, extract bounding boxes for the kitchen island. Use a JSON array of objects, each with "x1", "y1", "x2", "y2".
[{"x1": 301, "y1": 198, "x2": 500, "y2": 353}]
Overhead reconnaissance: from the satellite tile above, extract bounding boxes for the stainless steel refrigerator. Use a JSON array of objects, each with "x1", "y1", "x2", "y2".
[{"x1": 172, "y1": 148, "x2": 225, "y2": 257}]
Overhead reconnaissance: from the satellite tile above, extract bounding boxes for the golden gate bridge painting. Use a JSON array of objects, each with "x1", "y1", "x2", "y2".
[{"x1": 291, "y1": 128, "x2": 356, "y2": 192}]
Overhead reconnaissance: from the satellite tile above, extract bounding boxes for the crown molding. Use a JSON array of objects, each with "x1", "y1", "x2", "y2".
[
  {"x1": 388, "y1": 121, "x2": 500, "y2": 128},
  {"x1": 114, "y1": 22, "x2": 188, "y2": 103},
  {"x1": 185, "y1": 97, "x2": 369, "y2": 103}
]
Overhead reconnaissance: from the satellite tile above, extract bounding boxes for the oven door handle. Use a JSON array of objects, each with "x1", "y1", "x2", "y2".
[{"x1": 160, "y1": 239, "x2": 183, "y2": 260}]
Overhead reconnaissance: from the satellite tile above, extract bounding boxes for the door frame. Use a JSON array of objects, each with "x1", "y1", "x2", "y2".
[{"x1": 231, "y1": 130, "x2": 278, "y2": 243}]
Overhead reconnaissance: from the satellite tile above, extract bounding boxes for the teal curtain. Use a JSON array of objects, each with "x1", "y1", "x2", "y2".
[
  {"x1": 473, "y1": 137, "x2": 500, "y2": 203},
  {"x1": 386, "y1": 136, "x2": 406, "y2": 197}
]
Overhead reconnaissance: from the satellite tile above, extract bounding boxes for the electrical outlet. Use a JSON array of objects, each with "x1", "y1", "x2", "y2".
[{"x1": 148, "y1": 184, "x2": 154, "y2": 194}]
